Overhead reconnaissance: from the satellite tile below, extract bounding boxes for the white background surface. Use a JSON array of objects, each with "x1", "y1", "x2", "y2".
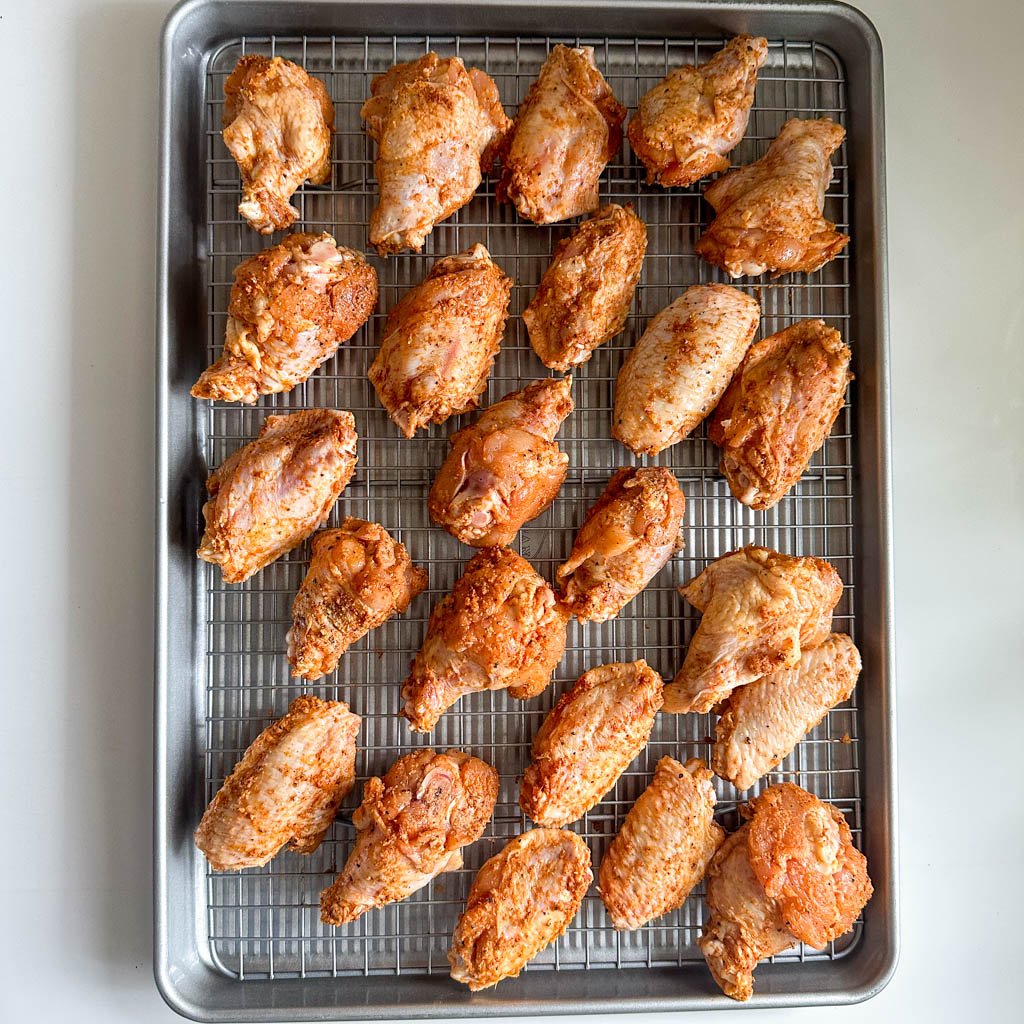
[{"x1": 1, "y1": 0, "x2": 1021, "y2": 1020}]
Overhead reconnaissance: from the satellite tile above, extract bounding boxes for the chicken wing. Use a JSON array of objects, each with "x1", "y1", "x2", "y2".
[
  {"x1": 320, "y1": 749, "x2": 498, "y2": 925},
  {"x1": 612, "y1": 284, "x2": 760, "y2": 456},
  {"x1": 520, "y1": 661, "x2": 663, "y2": 827},
  {"x1": 428, "y1": 376, "x2": 573, "y2": 548},
  {"x1": 449, "y1": 828, "x2": 592, "y2": 990},
  {"x1": 286, "y1": 519, "x2": 428, "y2": 681},
  {"x1": 713, "y1": 633, "x2": 861, "y2": 791},
  {"x1": 557, "y1": 467, "x2": 685, "y2": 623},
  {"x1": 523, "y1": 204, "x2": 647, "y2": 371},
  {"x1": 598, "y1": 757, "x2": 724, "y2": 930},
  {"x1": 197, "y1": 409, "x2": 358, "y2": 584},
  {"x1": 700, "y1": 783, "x2": 872, "y2": 1000},
  {"x1": 368, "y1": 244, "x2": 511, "y2": 437},
  {"x1": 192, "y1": 233, "x2": 378, "y2": 404},
  {"x1": 663, "y1": 546, "x2": 842, "y2": 714},
  {"x1": 402, "y1": 547, "x2": 568, "y2": 732},
  {"x1": 195, "y1": 695, "x2": 360, "y2": 871},
  {"x1": 709, "y1": 319, "x2": 854, "y2": 509},
  {"x1": 361, "y1": 53, "x2": 512, "y2": 254},
  {"x1": 627, "y1": 35, "x2": 768, "y2": 188},
  {"x1": 222, "y1": 55, "x2": 334, "y2": 235},
  {"x1": 498, "y1": 46, "x2": 626, "y2": 224},
  {"x1": 696, "y1": 118, "x2": 849, "y2": 278}
]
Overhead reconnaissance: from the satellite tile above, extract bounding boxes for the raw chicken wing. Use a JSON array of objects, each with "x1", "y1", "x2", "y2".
[
  {"x1": 197, "y1": 409, "x2": 358, "y2": 584},
  {"x1": 320, "y1": 749, "x2": 498, "y2": 924},
  {"x1": 195, "y1": 695, "x2": 360, "y2": 871}
]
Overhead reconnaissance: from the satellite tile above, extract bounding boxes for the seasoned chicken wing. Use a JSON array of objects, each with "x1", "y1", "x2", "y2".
[
  {"x1": 287, "y1": 519, "x2": 428, "y2": 681},
  {"x1": 713, "y1": 633, "x2": 861, "y2": 791},
  {"x1": 663, "y1": 546, "x2": 842, "y2": 714},
  {"x1": 320, "y1": 749, "x2": 498, "y2": 925},
  {"x1": 598, "y1": 757, "x2": 724, "y2": 930},
  {"x1": 498, "y1": 46, "x2": 626, "y2": 224},
  {"x1": 195, "y1": 695, "x2": 360, "y2": 871},
  {"x1": 368, "y1": 244, "x2": 511, "y2": 437},
  {"x1": 197, "y1": 409, "x2": 358, "y2": 584},
  {"x1": 222, "y1": 55, "x2": 334, "y2": 235},
  {"x1": 428, "y1": 377, "x2": 573, "y2": 548},
  {"x1": 612, "y1": 284, "x2": 760, "y2": 456},
  {"x1": 524, "y1": 204, "x2": 647, "y2": 371},
  {"x1": 557, "y1": 467, "x2": 685, "y2": 622},
  {"x1": 696, "y1": 118, "x2": 849, "y2": 278},
  {"x1": 361, "y1": 53, "x2": 511, "y2": 254},
  {"x1": 709, "y1": 319, "x2": 854, "y2": 509},
  {"x1": 520, "y1": 661, "x2": 663, "y2": 827},
  {"x1": 192, "y1": 233, "x2": 377, "y2": 404},
  {"x1": 700, "y1": 783, "x2": 872, "y2": 1001},
  {"x1": 402, "y1": 547, "x2": 568, "y2": 732},
  {"x1": 627, "y1": 35, "x2": 768, "y2": 188},
  {"x1": 449, "y1": 828, "x2": 592, "y2": 990}
]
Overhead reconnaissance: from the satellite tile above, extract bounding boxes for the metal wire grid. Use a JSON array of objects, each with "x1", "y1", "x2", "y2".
[{"x1": 198, "y1": 33, "x2": 861, "y2": 982}]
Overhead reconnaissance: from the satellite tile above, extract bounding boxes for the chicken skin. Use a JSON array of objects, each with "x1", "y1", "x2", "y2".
[
  {"x1": 195, "y1": 695, "x2": 360, "y2": 871},
  {"x1": 402, "y1": 547, "x2": 568, "y2": 732},
  {"x1": 498, "y1": 46, "x2": 626, "y2": 224},
  {"x1": 286, "y1": 519, "x2": 428, "y2": 681},
  {"x1": 361, "y1": 53, "x2": 511, "y2": 254},
  {"x1": 700, "y1": 783, "x2": 872, "y2": 1001},
  {"x1": 449, "y1": 828, "x2": 592, "y2": 990},
  {"x1": 520, "y1": 661, "x2": 663, "y2": 828},
  {"x1": 524, "y1": 204, "x2": 647, "y2": 372},
  {"x1": 709, "y1": 319, "x2": 854, "y2": 509},
  {"x1": 192, "y1": 233, "x2": 378, "y2": 404},
  {"x1": 320, "y1": 749, "x2": 498, "y2": 925},
  {"x1": 696, "y1": 118, "x2": 849, "y2": 278},
  {"x1": 197, "y1": 409, "x2": 358, "y2": 584},
  {"x1": 222, "y1": 55, "x2": 334, "y2": 235},
  {"x1": 627, "y1": 35, "x2": 768, "y2": 188},
  {"x1": 663, "y1": 546, "x2": 842, "y2": 714},
  {"x1": 557, "y1": 467, "x2": 685, "y2": 623},
  {"x1": 428, "y1": 377, "x2": 573, "y2": 548},
  {"x1": 368, "y1": 244, "x2": 511, "y2": 437},
  {"x1": 713, "y1": 633, "x2": 861, "y2": 791},
  {"x1": 612, "y1": 284, "x2": 760, "y2": 456},
  {"x1": 598, "y1": 757, "x2": 724, "y2": 930}
]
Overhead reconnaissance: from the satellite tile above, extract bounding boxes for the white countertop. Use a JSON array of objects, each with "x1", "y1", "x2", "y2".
[{"x1": 1, "y1": 0, "x2": 1021, "y2": 1020}]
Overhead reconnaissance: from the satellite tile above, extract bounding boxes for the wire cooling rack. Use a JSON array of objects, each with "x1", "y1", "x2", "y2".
[{"x1": 199, "y1": 33, "x2": 861, "y2": 982}]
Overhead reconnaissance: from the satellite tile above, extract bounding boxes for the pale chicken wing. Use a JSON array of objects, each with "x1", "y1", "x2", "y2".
[
  {"x1": 709, "y1": 319, "x2": 853, "y2": 509},
  {"x1": 663, "y1": 546, "x2": 842, "y2": 714},
  {"x1": 222, "y1": 55, "x2": 334, "y2": 235},
  {"x1": 498, "y1": 46, "x2": 625, "y2": 224},
  {"x1": 195, "y1": 695, "x2": 360, "y2": 871},
  {"x1": 449, "y1": 828, "x2": 592, "y2": 990},
  {"x1": 192, "y1": 233, "x2": 378, "y2": 404},
  {"x1": 320, "y1": 749, "x2": 498, "y2": 925},
  {"x1": 628, "y1": 35, "x2": 768, "y2": 188},
  {"x1": 428, "y1": 377, "x2": 573, "y2": 548},
  {"x1": 361, "y1": 54, "x2": 511, "y2": 254},
  {"x1": 520, "y1": 661, "x2": 663, "y2": 827},
  {"x1": 287, "y1": 519, "x2": 428, "y2": 681},
  {"x1": 197, "y1": 409, "x2": 358, "y2": 584},
  {"x1": 612, "y1": 284, "x2": 760, "y2": 456},
  {"x1": 598, "y1": 757, "x2": 724, "y2": 930},
  {"x1": 524, "y1": 204, "x2": 647, "y2": 371},
  {"x1": 557, "y1": 467, "x2": 685, "y2": 622},
  {"x1": 696, "y1": 118, "x2": 849, "y2": 278},
  {"x1": 368, "y1": 244, "x2": 511, "y2": 437},
  {"x1": 713, "y1": 633, "x2": 861, "y2": 791},
  {"x1": 402, "y1": 547, "x2": 568, "y2": 732}
]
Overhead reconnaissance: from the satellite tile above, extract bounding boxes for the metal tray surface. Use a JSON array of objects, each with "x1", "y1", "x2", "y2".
[{"x1": 156, "y1": 2, "x2": 896, "y2": 1019}]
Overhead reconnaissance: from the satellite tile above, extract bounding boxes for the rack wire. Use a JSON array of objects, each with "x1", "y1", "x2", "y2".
[{"x1": 200, "y1": 33, "x2": 861, "y2": 982}]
